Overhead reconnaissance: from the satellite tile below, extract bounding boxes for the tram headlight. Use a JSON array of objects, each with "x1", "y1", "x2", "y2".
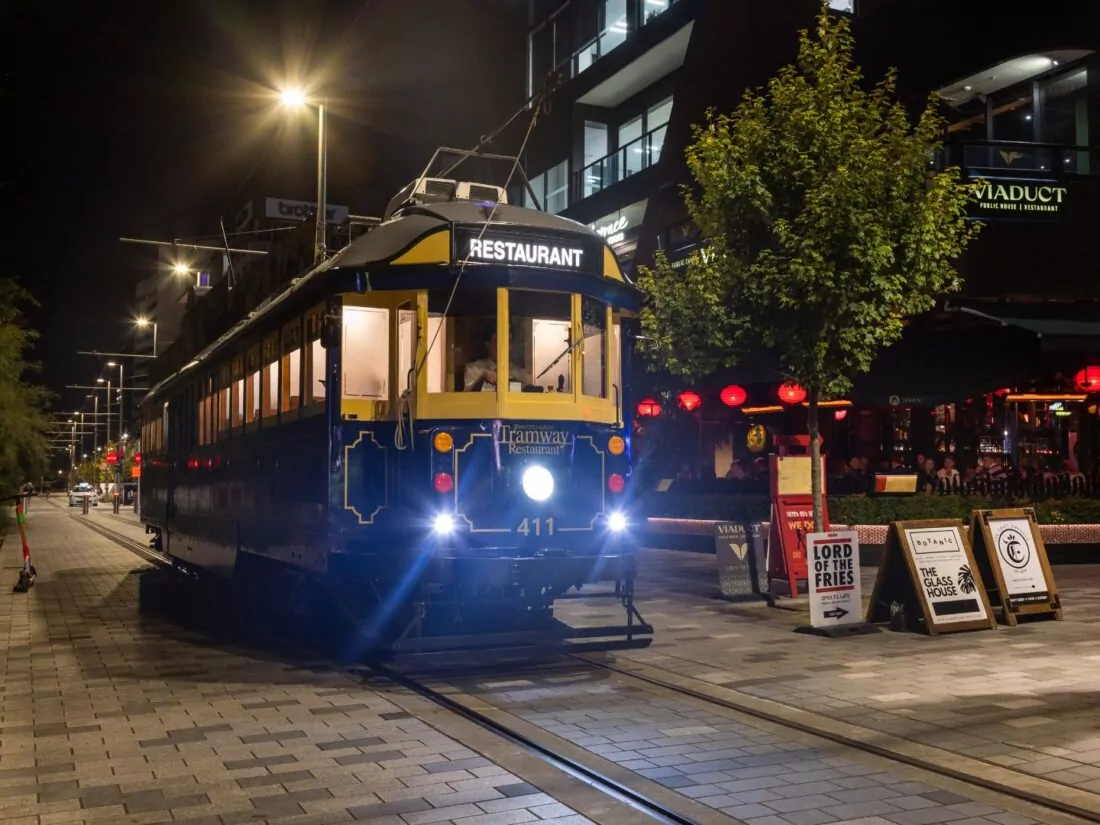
[
  {"x1": 433, "y1": 513, "x2": 455, "y2": 534},
  {"x1": 521, "y1": 465, "x2": 554, "y2": 502},
  {"x1": 608, "y1": 512, "x2": 627, "y2": 532}
]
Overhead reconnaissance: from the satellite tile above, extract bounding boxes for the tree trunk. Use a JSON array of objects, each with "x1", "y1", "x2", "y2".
[{"x1": 807, "y1": 385, "x2": 824, "y2": 533}]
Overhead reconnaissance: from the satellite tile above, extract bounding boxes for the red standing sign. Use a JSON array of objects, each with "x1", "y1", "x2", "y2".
[{"x1": 767, "y1": 435, "x2": 829, "y2": 598}]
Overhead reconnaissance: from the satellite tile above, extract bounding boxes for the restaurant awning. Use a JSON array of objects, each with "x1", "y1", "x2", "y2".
[{"x1": 945, "y1": 299, "x2": 1100, "y2": 340}]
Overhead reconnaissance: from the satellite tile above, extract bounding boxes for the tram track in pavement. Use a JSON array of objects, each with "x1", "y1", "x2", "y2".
[
  {"x1": 67, "y1": 509, "x2": 1097, "y2": 825},
  {"x1": 65, "y1": 509, "x2": 703, "y2": 824}
]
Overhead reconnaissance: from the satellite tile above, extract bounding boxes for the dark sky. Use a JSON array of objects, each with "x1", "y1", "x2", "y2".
[{"x1": 5, "y1": 0, "x2": 526, "y2": 419}]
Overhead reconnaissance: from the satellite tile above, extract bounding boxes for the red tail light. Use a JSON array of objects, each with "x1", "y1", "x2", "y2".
[
  {"x1": 608, "y1": 473, "x2": 625, "y2": 493},
  {"x1": 433, "y1": 472, "x2": 454, "y2": 494}
]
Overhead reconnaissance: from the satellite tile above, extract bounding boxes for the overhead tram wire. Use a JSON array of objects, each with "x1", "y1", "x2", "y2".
[{"x1": 393, "y1": 88, "x2": 550, "y2": 451}]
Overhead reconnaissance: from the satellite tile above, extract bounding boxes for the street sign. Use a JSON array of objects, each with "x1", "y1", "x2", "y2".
[
  {"x1": 807, "y1": 531, "x2": 864, "y2": 633},
  {"x1": 714, "y1": 522, "x2": 767, "y2": 601},
  {"x1": 105, "y1": 453, "x2": 118, "y2": 465},
  {"x1": 970, "y1": 508, "x2": 1063, "y2": 625},
  {"x1": 131, "y1": 466, "x2": 141, "y2": 479},
  {"x1": 867, "y1": 520, "x2": 996, "y2": 636},
  {"x1": 134, "y1": 453, "x2": 142, "y2": 466}
]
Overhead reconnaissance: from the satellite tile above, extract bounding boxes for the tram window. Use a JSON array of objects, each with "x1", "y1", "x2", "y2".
[
  {"x1": 218, "y1": 367, "x2": 231, "y2": 439},
  {"x1": 246, "y1": 370, "x2": 259, "y2": 425},
  {"x1": 307, "y1": 338, "x2": 325, "y2": 405},
  {"x1": 509, "y1": 290, "x2": 571, "y2": 393},
  {"x1": 426, "y1": 288, "x2": 496, "y2": 392},
  {"x1": 162, "y1": 401, "x2": 169, "y2": 452},
  {"x1": 261, "y1": 356, "x2": 278, "y2": 420},
  {"x1": 205, "y1": 378, "x2": 216, "y2": 444},
  {"x1": 581, "y1": 296, "x2": 607, "y2": 398},
  {"x1": 342, "y1": 306, "x2": 389, "y2": 400},
  {"x1": 197, "y1": 387, "x2": 206, "y2": 446},
  {"x1": 612, "y1": 317, "x2": 622, "y2": 392},
  {"x1": 398, "y1": 307, "x2": 416, "y2": 397},
  {"x1": 233, "y1": 378, "x2": 243, "y2": 428},
  {"x1": 281, "y1": 323, "x2": 302, "y2": 415}
]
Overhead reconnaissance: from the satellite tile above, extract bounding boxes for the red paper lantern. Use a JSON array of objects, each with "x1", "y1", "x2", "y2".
[
  {"x1": 1075, "y1": 366, "x2": 1100, "y2": 392},
  {"x1": 834, "y1": 409, "x2": 848, "y2": 421},
  {"x1": 777, "y1": 382, "x2": 807, "y2": 404},
  {"x1": 719, "y1": 385, "x2": 747, "y2": 407},
  {"x1": 677, "y1": 390, "x2": 702, "y2": 412},
  {"x1": 636, "y1": 398, "x2": 662, "y2": 417}
]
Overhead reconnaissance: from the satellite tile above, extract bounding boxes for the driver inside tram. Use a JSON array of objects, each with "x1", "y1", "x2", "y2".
[{"x1": 463, "y1": 328, "x2": 530, "y2": 391}]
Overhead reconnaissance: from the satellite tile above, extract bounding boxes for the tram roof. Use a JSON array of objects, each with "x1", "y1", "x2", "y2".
[{"x1": 142, "y1": 201, "x2": 640, "y2": 406}]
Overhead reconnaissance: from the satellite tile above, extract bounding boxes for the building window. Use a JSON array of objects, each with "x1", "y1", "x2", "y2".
[
  {"x1": 828, "y1": 0, "x2": 854, "y2": 11},
  {"x1": 600, "y1": 0, "x2": 629, "y2": 54},
  {"x1": 644, "y1": 0, "x2": 672, "y2": 22},
  {"x1": 525, "y1": 161, "x2": 569, "y2": 213},
  {"x1": 584, "y1": 122, "x2": 609, "y2": 198},
  {"x1": 619, "y1": 116, "x2": 644, "y2": 178},
  {"x1": 545, "y1": 160, "x2": 568, "y2": 214}
]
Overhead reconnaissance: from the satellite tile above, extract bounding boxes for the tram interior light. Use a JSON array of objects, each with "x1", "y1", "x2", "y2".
[
  {"x1": 433, "y1": 513, "x2": 455, "y2": 534},
  {"x1": 521, "y1": 465, "x2": 554, "y2": 502},
  {"x1": 608, "y1": 512, "x2": 627, "y2": 532}
]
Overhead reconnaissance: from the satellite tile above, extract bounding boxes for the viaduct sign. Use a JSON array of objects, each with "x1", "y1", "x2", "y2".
[{"x1": 971, "y1": 177, "x2": 1069, "y2": 220}]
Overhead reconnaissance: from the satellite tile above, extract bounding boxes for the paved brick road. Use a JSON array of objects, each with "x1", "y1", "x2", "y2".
[
  {"x1": 0, "y1": 504, "x2": 606, "y2": 825},
  {"x1": 556, "y1": 547, "x2": 1100, "y2": 806}
]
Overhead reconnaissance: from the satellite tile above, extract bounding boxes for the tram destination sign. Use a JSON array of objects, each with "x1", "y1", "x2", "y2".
[{"x1": 456, "y1": 228, "x2": 603, "y2": 274}]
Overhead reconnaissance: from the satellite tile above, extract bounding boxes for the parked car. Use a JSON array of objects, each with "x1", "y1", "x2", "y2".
[{"x1": 68, "y1": 483, "x2": 98, "y2": 507}]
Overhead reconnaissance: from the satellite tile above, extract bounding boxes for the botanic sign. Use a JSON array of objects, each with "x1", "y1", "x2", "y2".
[{"x1": 972, "y1": 177, "x2": 1068, "y2": 219}]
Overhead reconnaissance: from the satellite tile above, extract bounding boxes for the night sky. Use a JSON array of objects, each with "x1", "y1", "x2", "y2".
[{"x1": 6, "y1": 0, "x2": 525, "y2": 419}]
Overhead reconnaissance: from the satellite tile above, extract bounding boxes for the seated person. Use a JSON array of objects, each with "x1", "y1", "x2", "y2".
[{"x1": 463, "y1": 330, "x2": 531, "y2": 391}]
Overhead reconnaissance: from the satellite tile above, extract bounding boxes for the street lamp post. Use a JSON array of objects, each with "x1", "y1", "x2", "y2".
[
  {"x1": 280, "y1": 88, "x2": 328, "y2": 264},
  {"x1": 136, "y1": 317, "x2": 158, "y2": 357}
]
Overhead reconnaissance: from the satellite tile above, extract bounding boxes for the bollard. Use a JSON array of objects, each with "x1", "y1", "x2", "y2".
[
  {"x1": 12, "y1": 502, "x2": 36, "y2": 593},
  {"x1": 113, "y1": 493, "x2": 121, "y2": 515},
  {"x1": 82, "y1": 493, "x2": 90, "y2": 515}
]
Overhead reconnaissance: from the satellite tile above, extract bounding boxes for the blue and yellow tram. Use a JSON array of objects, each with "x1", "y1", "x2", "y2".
[{"x1": 138, "y1": 175, "x2": 651, "y2": 656}]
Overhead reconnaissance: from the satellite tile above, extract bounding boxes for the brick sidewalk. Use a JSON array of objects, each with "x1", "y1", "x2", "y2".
[
  {"x1": 556, "y1": 547, "x2": 1100, "y2": 805},
  {"x1": 0, "y1": 505, "x2": 603, "y2": 825}
]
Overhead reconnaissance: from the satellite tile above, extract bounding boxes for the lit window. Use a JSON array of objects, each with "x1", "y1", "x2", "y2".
[
  {"x1": 342, "y1": 306, "x2": 390, "y2": 400},
  {"x1": 509, "y1": 290, "x2": 571, "y2": 393},
  {"x1": 644, "y1": 0, "x2": 671, "y2": 22},
  {"x1": 398, "y1": 307, "x2": 416, "y2": 397},
  {"x1": 545, "y1": 160, "x2": 568, "y2": 214},
  {"x1": 280, "y1": 323, "x2": 302, "y2": 415},
  {"x1": 426, "y1": 289, "x2": 495, "y2": 393},
  {"x1": 829, "y1": 0, "x2": 854, "y2": 11},
  {"x1": 582, "y1": 296, "x2": 608, "y2": 399},
  {"x1": 261, "y1": 337, "x2": 278, "y2": 419},
  {"x1": 309, "y1": 339, "x2": 325, "y2": 404}
]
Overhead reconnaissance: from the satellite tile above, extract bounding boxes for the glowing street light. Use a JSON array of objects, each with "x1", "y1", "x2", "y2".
[
  {"x1": 172, "y1": 262, "x2": 191, "y2": 276},
  {"x1": 136, "y1": 316, "x2": 158, "y2": 357},
  {"x1": 279, "y1": 87, "x2": 307, "y2": 108},
  {"x1": 276, "y1": 85, "x2": 328, "y2": 264}
]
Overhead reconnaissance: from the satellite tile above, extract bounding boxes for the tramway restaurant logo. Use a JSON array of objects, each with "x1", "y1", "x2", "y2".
[
  {"x1": 265, "y1": 197, "x2": 350, "y2": 225},
  {"x1": 972, "y1": 178, "x2": 1068, "y2": 215},
  {"x1": 498, "y1": 425, "x2": 570, "y2": 455},
  {"x1": 468, "y1": 238, "x2": 585, "y2": 269}
]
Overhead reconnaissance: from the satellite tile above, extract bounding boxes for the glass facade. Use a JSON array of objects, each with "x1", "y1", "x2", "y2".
[
  {"x1": 575, "y1": 96, "x2": 672, "y2": 199},
  {"x1": 527, "y1": 0, "x2": 681, "y2": 97}
]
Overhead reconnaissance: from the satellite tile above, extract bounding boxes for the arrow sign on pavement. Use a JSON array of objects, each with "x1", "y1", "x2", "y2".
[{"x1": 823, "y1": 607, "x2": 848, "y2": 620}]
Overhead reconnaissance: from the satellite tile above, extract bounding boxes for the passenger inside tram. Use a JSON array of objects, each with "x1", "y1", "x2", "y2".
[{"x1": 463, "y1": 328, "x2": 531, "y2": 392}]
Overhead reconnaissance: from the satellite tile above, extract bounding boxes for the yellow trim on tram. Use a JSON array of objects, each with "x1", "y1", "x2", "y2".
[
  {"x1": 603, "y1": 246, "x2": 624, "y2": 282},
  {"x1": 390, "y1": 229, "x2": 452, "y2": 265}
]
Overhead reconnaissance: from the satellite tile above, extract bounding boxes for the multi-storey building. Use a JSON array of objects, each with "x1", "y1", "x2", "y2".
[{"x1": 520, "y1": 0, "x2": 1100, "y2": 479}]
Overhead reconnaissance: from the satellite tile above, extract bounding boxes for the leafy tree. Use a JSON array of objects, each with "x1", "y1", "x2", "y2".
[
  {"x1": 0, "y1": 279, "x2": 52, "y2": 499},
  {"x1": 637, "y1": 5, "x2": 980, "y2": 531}
]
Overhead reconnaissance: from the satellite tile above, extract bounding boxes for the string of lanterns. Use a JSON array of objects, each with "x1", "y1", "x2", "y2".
[{"x1": 636, "y1": 382, "x2": 808, "y2": 417}]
